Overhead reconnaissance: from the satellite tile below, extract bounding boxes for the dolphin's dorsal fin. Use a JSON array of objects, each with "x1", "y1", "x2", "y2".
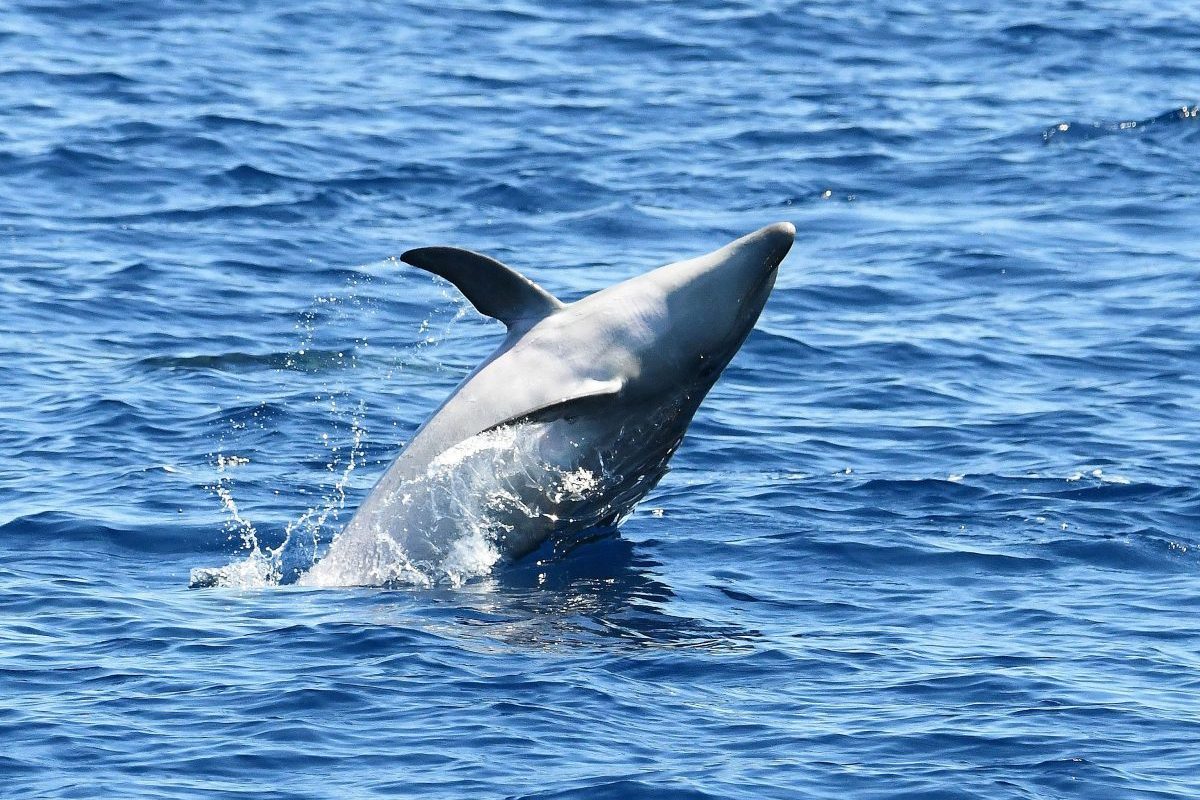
[{"x1": 400, "y1": 246, "x2": 564, "y2": 329}]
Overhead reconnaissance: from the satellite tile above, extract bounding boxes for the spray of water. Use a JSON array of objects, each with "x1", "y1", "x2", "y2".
[
  {"x1": 190, "y1": 265, "x2": 514, "y2": 589},
  {"x1": 191, "y1": 403, "x2": 368, "y2": 589}
]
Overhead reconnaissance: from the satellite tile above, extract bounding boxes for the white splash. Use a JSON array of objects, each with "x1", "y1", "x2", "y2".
[
  {"x1": 211, "y1": 452, "x2": 258, "y2": 551},
  {"x1": 294, "y1": 420, "x2": 620, "y2": 589},
  {"x1": 1066, "y1": 467, "x2": 1132, "y2": 485},
  {"x1": 192, "y1": 272, "x2": 387, "y2": 590}
]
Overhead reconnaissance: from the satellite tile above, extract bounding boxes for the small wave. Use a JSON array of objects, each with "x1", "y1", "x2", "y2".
[
  {"x1": 199, "y1": 400, "x2": 288, "y2": 429},
  {"x1": 86, "y1": 192, "x2": 344, "y2": 225},
  {"x1": 194, "y1": 113, "x2": 287, "y2": 132},
  {"x1": 802, "y1": 281, "x2": 916, "y2": 310},
  {"x1": 1042, "y1": 480, "x2": 1186, "y2": 503},
  {"x1": 0, "y1": 510, "x2": 225, "y2": 555},
  {"x1": 460, "y1": 175, "x2": 611, "y2": 214},
  {"x1": 205, "y1": 163, "x2": 295, "y2": 191},
  {"x1": 569, "y1": 29, "x2": 711, "y2": 61},
  {"x1": 324, "y1": 163, "x2": 458, "y2": 196},
  {"x1": 801, "y1": 537, "x2": 1058, "y2": 575},
  {"x1": 19, "y1": 146, "x2": 124, "y2": 180},
  {"x1": 859, "y1": 476, "x2": 991, "y2": 504},
  {"x1": 0, "y1": 67, "x2": 138, "y2": 90},
  {"x1": 21, "y1": 2, "x2": 171, "y2": 23},
  {"x1": 1039, "y1": 531, "x2": 1198, "y2": 573},
  {"x1": 1043, "y1": 104, "x2": 1199, "y2": 144},
  {"x1": 135, "y1": 349, "x2": 351, "y2": 374},
  {"x1": 100, "y1": 260, "x2": 159, "y2": 284},
  {"x1": 108, "y1": 131, "x2": 229, "y2": 156}
]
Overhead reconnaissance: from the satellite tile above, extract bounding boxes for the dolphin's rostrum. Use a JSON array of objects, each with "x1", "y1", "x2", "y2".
[{"x1": 300, "y1": 222, "x2": 795, "y2": 586}]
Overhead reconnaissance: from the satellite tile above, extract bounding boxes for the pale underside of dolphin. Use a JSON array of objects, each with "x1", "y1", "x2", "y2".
[{"x1": 298, "y1": 222, "x2": 795, "y2": 587}]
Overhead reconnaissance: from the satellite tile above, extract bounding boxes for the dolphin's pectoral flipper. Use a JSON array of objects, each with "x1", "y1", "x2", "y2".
[
  {"x1": 484, "y1": 378, "x2": 624, "y2": 432},
  {"x1": 400, "y1": 247, "x2": 565, "y2": 329}
]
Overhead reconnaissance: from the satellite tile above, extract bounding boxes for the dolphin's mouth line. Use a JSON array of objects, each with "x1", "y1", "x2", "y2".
[
  {"x1": 749, "y1": 259, "x2": 781, "y2": 302},
  {"x1": 766, "y1": 242, "x2": 790, "y2": 272}
]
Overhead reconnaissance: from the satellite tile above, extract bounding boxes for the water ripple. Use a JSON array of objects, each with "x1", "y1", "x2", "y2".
[{"x1": 2, "y1": 0, "x2": 1199, "y2": 798}]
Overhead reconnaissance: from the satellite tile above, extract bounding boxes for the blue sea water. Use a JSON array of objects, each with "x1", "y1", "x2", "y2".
[{"x1": 2, "y1": 0, "x2": 1199, "y2": 796}]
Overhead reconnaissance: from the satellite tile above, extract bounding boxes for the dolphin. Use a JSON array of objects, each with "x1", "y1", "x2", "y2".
[{"x1": 298, "y1": 222, "x2": 795, "y2": 587}]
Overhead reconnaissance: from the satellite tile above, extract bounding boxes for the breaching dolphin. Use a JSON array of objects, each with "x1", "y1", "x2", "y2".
[{"x1": 299, "y1": 222, "x2": 795, "y2": 586}]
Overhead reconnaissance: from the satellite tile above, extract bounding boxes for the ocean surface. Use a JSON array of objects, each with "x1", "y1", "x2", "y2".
[{"x1": 2, "y1": 1, "x2": 1199, "y2": 797}]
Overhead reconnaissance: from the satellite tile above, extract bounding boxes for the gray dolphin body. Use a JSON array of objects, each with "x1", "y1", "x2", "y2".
[{"x1": 299, "y1": 222, "x2": 795, "y2": 586}]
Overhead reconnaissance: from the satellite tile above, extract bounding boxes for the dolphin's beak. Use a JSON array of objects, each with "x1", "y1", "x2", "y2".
[{"x1": 759, "y1": 221, "x2": 796, "y2": 271}]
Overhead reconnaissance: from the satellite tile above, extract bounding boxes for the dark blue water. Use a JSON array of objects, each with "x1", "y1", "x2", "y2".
[{"x1": 3, "y1": 1, "x2": 1199, "y2": 797}]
